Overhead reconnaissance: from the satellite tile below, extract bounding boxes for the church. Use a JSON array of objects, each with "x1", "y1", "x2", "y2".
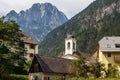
[
  {"x1": 62, "y1": 34, "x2": 91, "y2": 62},
  {"x1": 29, "y1": 34, "x2": 91, "y2": 80},
  {"x1": 62, "y1": 34, "x2": 77, "y2": 59}
]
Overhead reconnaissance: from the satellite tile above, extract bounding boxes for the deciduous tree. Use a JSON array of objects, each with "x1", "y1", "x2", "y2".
[{"x1": 0, "y1": 17, "x2": 26, "y2": 78}]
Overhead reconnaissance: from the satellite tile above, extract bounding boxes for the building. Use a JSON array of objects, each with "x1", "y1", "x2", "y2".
[
  {"x1": 0, "y1": 30, "x2": 38, "y2": 61},
  {"x1": 62, "y1": 34, "x2": 90, "y2": 60},
  {"x1": 62, "y1": 34, "x2": 78, "y2": 59},
  {"x1": 65, "y1": 34, "x2": 76, "y2": 55},
  {"x1": 29, "y1": 54, "x2": 72, "y2": 80},
  {"x1": 21, "y1": 32, "x2": 38, "y2": 60},
  {"x1": 97, "y1": 36, "x2": 120, "y2": 70},
  {"x1": 29, "y1": 34, "x2": 92, "y2": 80}
]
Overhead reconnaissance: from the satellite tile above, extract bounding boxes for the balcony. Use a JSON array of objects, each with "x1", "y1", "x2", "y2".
[{"x1": 114, "y1": 56, "x2": 120, "y2": 62}]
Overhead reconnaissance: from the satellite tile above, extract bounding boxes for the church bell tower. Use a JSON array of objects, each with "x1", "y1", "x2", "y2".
[{"x1": 65, "y1": 34, "x2": 76, "y2": 55}]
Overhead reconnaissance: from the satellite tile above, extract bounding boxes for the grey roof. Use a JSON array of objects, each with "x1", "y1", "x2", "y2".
[
  {"x1": 62, "y1": 51, "x2": 91, "y2": 61},
  {"x1": 21, "y1": 32, "x2": 38, "y2": 45},
  {"x1": 99, "y1": 36, "x2": 120, "y2": 52},
  {"x1": 29, "y1": 54, "x2": 72, "y2": 74}
]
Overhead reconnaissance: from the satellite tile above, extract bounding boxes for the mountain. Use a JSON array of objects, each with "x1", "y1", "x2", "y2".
[
  {"x1": 5, "y1": 3, "x2": 68, "y2": 42},
  {"x1": 40, "y1": 0, "x2": 120, "y2": 56}
]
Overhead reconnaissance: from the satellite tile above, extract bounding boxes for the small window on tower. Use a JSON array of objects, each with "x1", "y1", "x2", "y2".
[
  {"x1": 73, "y1": 42, "x2": 75, "y2": 50},
  {"x1": 67, "y1": 42, "x2": 70, "y2": 49}
]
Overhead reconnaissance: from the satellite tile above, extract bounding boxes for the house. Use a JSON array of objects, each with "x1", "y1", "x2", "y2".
[
  {"x1": 29, "y1": 54, "x2": 72, "y2": 80},
  {"x1": 97, "y1": 36, "x2": 120, "y2": 70},
  {"x1": 0, "y1": 30, "x2": 38, "y2": 61},
  {"x1": 21, "y1": 32, "x2": 38, "y2": 60}
]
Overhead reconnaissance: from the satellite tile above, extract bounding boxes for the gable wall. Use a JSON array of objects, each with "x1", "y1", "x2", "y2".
[{"x1": 100, "y1": 51, "x2": 120, "y2": 71}]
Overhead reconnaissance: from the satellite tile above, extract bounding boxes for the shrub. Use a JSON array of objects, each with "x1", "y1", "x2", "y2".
[
  {"x1": 106, "y1": 65, "x2": 120, "y2": 78},
  {"x1": 0, "y1": 74, "x2": 28, "y2": 80},
  {"x1": 8, "y1": 74, "x2": 28, "y2": 80},
  {"x1": 93, "y1": 62, "x2": 106, "y2": 78}
]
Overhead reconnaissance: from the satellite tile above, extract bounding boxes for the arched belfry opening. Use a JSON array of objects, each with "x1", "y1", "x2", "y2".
[
  {"x1": 67, "y1": 42, "x2": 70, "y2": 49},
  {"x1": 73, "y1": 42, "x2": 75, "y2": 50}
]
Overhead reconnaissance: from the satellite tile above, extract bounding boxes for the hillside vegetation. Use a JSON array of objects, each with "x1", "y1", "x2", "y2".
[{"x1": 40, "y1": 0, "x2": 120, "y2": 56}]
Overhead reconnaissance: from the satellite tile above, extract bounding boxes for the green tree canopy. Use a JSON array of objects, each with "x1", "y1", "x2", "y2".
[
  {"x1": 69, "y1": 56, "x2": 91, "y2": 78},
  {"x1": 0, "y1": 17, "x2": 26, "y2": 78}
]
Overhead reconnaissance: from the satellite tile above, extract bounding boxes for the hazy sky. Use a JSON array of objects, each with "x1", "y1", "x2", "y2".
[{"x1": 0, "y1": 0, "x2": 94, "y2": 18}]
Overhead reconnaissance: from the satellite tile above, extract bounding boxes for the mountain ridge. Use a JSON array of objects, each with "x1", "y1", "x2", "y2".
[
  {"x1": 5, "y1": 3, "x2": 68, "y2": 42},
  {"x1": 40, "y1": 0, "x2": 120, "y2": 56}
]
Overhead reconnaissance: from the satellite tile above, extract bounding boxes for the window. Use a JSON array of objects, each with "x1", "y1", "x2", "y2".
[
  {"x1": 34, "y1": 76, "x2": 39, "y2": 80},
  {"x1": 30, "y1": 44, "x2": 35, "y2": 49},
  {"x1": 108, "y1": 63, "x2": 111, "y2": 67},
  {"x1": 44, "y1": 77, "x2": 48, "y2": 80},
  {"x1": 115, "y1": 44, "x2": 120, "y2": 48},
  {"x1": 29, "y1": 53, "x2": 34, "y2": 57},
  {"x1": 107, "y1": 52, "x2": 111, "y2": 57},
  {"x1": 67, "y1": 42, "x2": 70, "y2": 49},
  {"x1": 48, "y1": 77, "x2": 50, "y2": 80},
  {"x1": 73, "y1": 42, "x2": 75, "y2": 50}
]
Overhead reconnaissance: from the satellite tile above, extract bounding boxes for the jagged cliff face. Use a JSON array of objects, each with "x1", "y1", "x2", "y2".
[
  {"x1": 40, "y1": 0, "x2": 120, "y2": 56},
  {"x1": 5, "y1": 3, "x2": 68, "y2": 42}
]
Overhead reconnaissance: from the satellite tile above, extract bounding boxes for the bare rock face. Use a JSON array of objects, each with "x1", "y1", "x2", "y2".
[{"x1": 5, "y1": 3, "x2": 68, "y2": 42}]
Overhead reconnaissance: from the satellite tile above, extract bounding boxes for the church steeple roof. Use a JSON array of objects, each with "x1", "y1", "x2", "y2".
[{"x1": 66, "y1": 34, "x2": 75, "y2": 39}]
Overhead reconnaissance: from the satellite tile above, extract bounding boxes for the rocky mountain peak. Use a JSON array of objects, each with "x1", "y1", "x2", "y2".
[
  {"x1": 5, "y1": 10, "x2": 18, "y2": 21},
  {"x1": 5, "y1": 3, "x2": 68, "y2": 42},
  {"x1": 9, "y1": 10, "x2": 17, "y2": 15},
  {"x1": 32, "y1": 3, "x2": 41, "y2": 7}
]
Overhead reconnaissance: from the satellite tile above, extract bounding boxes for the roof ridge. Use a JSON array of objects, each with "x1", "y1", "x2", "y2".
[{"x1": 36, "y1": 54, "x2": 71, "y2": 60}]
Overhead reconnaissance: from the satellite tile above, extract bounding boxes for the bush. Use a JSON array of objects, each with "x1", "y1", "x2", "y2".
[
  {"x1": 66, "y1": 77, "x2": 86, "y2": 80},
  {"x1": 1, "y1": 74, "x2": 28, "y2": 80},
  {"x1": 66, "y1": 77, "x2": 120, "y2": 80},
  {"x1": 93, "y1": 62, "x2": 106, "y2": 78},
  {"x1": 107, "y1": 65, "x2": 120, "y2": 78}
]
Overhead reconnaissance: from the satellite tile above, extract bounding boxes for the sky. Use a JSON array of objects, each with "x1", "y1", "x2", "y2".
[{"x1": 0, "y1": 0, "x2": 94, "y2": 19}]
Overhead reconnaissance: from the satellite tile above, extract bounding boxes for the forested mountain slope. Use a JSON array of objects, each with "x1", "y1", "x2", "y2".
[{"x1": 40, "y1": 0, "x2": 120, "y2": 56}]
